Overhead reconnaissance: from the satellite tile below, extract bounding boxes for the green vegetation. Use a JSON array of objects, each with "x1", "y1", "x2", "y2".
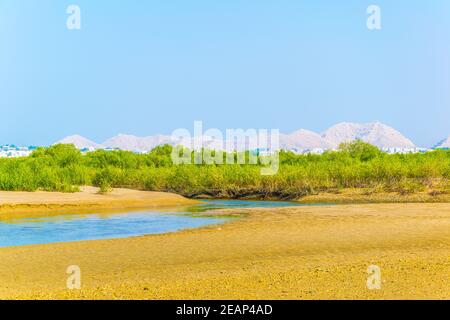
[{"x1": 1, "y1": 141, "x2": 450, "y2": 199}]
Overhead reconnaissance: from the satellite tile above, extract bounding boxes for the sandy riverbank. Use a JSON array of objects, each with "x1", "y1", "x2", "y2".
[
  {"x1": 0, "y1": 187, "x2": 199, "y2": 219},
  {"x1": 0, "y1": 202, "x2": 449, "y2": 299},
  {"x1": 298, "y1": 188, "x2": 450, "y2": 204}
]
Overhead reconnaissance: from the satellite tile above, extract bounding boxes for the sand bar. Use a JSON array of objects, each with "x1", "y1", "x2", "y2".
[
  {"x1": 298, "y1": 188, "x2": 450, "y2": 204},
  {"x1": 0, "y1": 202, "x2": 449, "y2": 299},
  {"x1": 0, "y1": 187, "x2": 199, "y2": 219}
]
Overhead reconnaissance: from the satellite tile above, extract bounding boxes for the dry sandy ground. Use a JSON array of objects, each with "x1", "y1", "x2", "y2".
[
  {"x1": 299, "y1": 188, "x2": 450, "y2": 204},
  {"x1": 0, "y1": 201, "x2": 449, "y2": 300}
]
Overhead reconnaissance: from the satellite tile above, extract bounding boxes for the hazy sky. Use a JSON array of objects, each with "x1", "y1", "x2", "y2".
[{"x1": 1, "y1": 0, "x2": 449, "y2": 147}]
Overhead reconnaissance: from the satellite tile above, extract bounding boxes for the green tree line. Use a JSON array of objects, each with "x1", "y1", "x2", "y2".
[{"x1": 1, "y1": 141, "x2": 449, "y2": 199}]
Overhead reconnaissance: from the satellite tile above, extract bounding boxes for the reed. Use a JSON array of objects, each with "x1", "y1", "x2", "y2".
[{"x1": 1, "y1": 142, "x2": 449, "y2": 199}]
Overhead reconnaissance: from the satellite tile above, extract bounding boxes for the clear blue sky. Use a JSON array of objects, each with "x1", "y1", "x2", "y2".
[{"x1": 1, "y1": 0, "x2": 449, "y2": 147}]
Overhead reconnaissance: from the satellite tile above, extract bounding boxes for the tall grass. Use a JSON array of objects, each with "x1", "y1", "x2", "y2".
[{"x1": 1, "y1": 142, "x2": 449, "y2": 199}]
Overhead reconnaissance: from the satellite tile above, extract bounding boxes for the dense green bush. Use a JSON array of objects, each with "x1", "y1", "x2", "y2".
[{"x1": 1, "y1": 142, "x2": 449, "y2": 199}]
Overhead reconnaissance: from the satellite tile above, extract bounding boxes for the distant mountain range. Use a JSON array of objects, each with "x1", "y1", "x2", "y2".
[
  {"x1": 280, "y1": 129, "x2": 335, "y2": 150},
  {"x1": 103, "y1": 134, "x2": 174, "y2": 151},
  {"x1": 434, "y1": 137, "x2": 450, "y2": 149},
  {"x1": 55, "y1": 122, "x2": 448, "y2": 151},
  {"x1": 322, "y1": 122, "x2": 416, "y2": 149},
  {"x1": 57, "y1": 135, "x2": 104, "y2": 150}
]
